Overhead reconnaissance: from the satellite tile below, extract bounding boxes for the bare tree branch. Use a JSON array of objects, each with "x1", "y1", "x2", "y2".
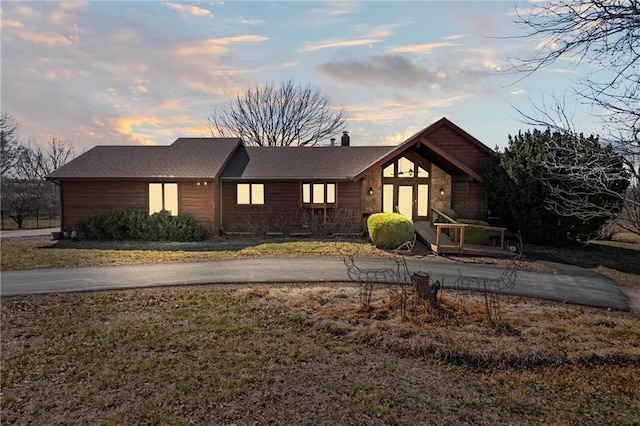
[
  {"x1": 507, "y1": 0, "x2": 639, "y2": 226},
  {"x1": 209, "y1": 79, "x2": 346, "y2": 147},
  {"x1": 1, "y1": 113, "x2": 21, "y2": 177}
]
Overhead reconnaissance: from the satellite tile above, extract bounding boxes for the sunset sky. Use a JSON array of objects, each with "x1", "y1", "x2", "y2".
[{"x1": 2, "y1": 1, "x2": 604, "y2": 153}]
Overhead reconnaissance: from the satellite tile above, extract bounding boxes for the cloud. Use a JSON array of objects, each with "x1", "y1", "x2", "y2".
[
  {"x1": 173, "y1": 34, "x2": 270, "y2": 56},
  {"x1": 299, "y1": 38, "x2": 381, "y2": 52},
  {"x1": 318, "y1": 55, "x2": 437, "y2": 89},
  {"x1": 309, "y1": 2, "x2": 359, "y2": 17},
  {"x1": 165, "y1": 3, "x2": 213, "y2": 17},
  {"x1": 389, "y1": 42, "x2": 455, "y2": 54},
  {"x1": 15, "y1": 30, "x2": 73, "y2": 46},
  {"x1": 444, "y1": 34, "x2": 468, "y2": 40},
  {"x1": 319, "y1": 54, "x2": 496, "y2": 95},
  {"x1": 299, "y1": 24, "x2": 393, "y2": 52},
  {"x1": 237, "y1": 18, "x2": 265, "y2": 25}
]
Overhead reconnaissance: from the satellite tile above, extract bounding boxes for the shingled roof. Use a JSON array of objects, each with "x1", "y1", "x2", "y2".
[
  {"x1": 221, "y1": 145, "x2": 394, "y2": 180},
  {"x1": 46, "y1": 138, "x2": 241, "y2": 180}
]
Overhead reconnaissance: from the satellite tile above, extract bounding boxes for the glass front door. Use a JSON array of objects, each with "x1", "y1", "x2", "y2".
[
  {"x1": 381, "y1": 156, "x2": 431, "y2": 221},
  {"x1": 398, "y1": 185, "x2": 414, "y2": 220}
]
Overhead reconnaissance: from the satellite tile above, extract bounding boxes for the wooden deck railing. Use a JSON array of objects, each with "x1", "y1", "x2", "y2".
[{"x1": 430, "y1": 208, "x2": 508, "y2": 255}]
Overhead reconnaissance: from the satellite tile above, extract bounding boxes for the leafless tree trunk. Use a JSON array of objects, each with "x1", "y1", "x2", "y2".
[
  {"x1": 209, "y1": 79, "x2": 346, "y2": 147},
  {"x1": 1, "y1": 113, "x2": 21, "y2": 177},
  {"x1": 1, "y1": 137, "x2": 74, "y2": 228}
]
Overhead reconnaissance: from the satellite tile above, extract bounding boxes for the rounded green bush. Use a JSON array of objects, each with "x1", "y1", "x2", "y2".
[
  {"x1": 440, "y1": 208, "x2": 459, "y2": 222},
  {"x1": 458, "y1": 219, "x2": 490, "y2": 245},
  {"x1": 367, "y1": 213, "x2": 414, "y2": 249}
]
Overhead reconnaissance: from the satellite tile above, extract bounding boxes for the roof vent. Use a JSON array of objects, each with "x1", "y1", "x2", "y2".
[{"x1": 330, "y1": 137, "x2": 336, "y2": 147}]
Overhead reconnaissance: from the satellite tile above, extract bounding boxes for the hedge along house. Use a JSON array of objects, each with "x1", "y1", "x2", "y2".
[{"x1": 46, "y1": 117, "x2": 494, "y2": 236}]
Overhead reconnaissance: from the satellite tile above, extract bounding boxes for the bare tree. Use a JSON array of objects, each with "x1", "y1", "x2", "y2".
[
  {"x1": 1, "y1": 137, "x2": 74, "y2": 228},
  {"x1": 509, "y1": 0, "x2": 640, "y2": 225},
  {"x1": 1, "y1": 113, "x2": 21, "y2": 177},
  {"x1": 209, "y1": 79, "x2": 346, "y2": 147}
]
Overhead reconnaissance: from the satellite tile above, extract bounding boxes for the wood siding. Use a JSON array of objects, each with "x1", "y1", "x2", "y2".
[
  {"x1": 60, "y1": 180, "x2": 147, "y2": 232},
  {"x1": 451, "y1": 179, "x2": 486, "y2": 219},
  {"x1": 61, "y1": 179, "x2": 218, "y2": 235},
  {"x1": 179, "y1": 181, "x2": 217, "y2": 234},
  {"x1": 221, "y1": 180, "x2": 363, "y2": 234},
  {"x1": 428, "y1": 125, "x2": 490, "y2": 176}
]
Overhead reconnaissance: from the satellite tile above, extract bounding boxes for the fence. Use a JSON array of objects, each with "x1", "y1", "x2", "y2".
[{"x1": 0, "y1": 214, "x2": 61, "y2": 230}]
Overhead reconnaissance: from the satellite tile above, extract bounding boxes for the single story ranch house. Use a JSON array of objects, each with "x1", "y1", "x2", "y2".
[{"x1": 46, "y1": 117, "x2": 494, "y2": 236}]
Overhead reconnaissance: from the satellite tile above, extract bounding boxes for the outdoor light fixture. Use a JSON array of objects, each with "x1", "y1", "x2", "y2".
[
  {"x1": 439, "y1": 188, "x2": 445, "y2": 196},
  {"x1": 368, "y1": 187, "x2": 374, "y2": 196}
]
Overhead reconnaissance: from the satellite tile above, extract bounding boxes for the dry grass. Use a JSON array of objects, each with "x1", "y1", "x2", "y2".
[
  {"x1": 2, "y1": 284, "x2": 639, "y2": 425},
  {"x1": 0, "y1": 236, "x2": 388, "y2": 271}
]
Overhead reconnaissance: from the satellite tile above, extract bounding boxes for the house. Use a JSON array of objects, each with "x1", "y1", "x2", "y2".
[{"x1": 46, "y1": 117, "x2": 494, "y2": 236}]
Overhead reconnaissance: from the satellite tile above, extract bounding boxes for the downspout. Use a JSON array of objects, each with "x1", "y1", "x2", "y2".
[{"x1": 218, "y1": 179, "x2": 223, "y2": 235}]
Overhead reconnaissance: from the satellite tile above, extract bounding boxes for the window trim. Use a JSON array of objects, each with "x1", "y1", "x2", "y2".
[
  {"x1": 236, "y1": 183, "x2": 265, "y2": 205},
  {"x1": 301, "y1": 182, "x2": 337, "y2": 207},
  {"x1": 148, "y1": 182, "x2": 179, "y2": 216}
]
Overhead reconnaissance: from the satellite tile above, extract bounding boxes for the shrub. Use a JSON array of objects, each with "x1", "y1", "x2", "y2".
[
  {"x1": 78, "y1": 208, "x2": 209, "y2": 241},
  {"x1": 458, "y1": 219, "x2": 490, "y2": 245},
  {"x1": 440, "y1": 208, "x2": 459, "y2": 222},
  {"x1": 367, "y1": 213, "x2": 414, "y2": 249}
]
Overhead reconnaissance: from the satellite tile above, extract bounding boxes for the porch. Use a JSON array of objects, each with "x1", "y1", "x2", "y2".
[{"x1": 413, "y1": 209, "x2": 516, "y2": 258}]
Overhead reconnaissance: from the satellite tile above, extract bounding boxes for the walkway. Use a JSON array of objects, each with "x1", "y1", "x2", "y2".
[
  {"x1": 0, "y1": 227, "x2": 59, "y2": 238},
  {"x1": 0, "y1": 257, "x2": 629, "y2": 311}
]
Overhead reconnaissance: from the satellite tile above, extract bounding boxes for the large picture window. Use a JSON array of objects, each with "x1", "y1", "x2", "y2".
[
  {"x1": 149, "y1": 183, "x2": 179, "y2": 215},
  {"x1": 237, "y1": 183, "x2": 265, "y2": 205},
  {"x1": 302, "y1": 183, "x2": 336, "y2": 205}
]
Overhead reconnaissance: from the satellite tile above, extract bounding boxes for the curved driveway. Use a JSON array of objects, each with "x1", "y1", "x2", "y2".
[{"x1": 0, "y1": 257, "x2": 629, "y2": 311}]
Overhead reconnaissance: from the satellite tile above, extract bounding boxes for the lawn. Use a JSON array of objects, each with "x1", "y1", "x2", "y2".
[
  {"x1": 2, "y1": 233, "x2": 639, "y2": 423},
  {"x1": 2, "y1": 284, "x2": 639, "y2": 425},
  {"x1": 0, "y1": 235, "x2": 389, "y2": 271},
  {"x1": 0, "y1": 216, "x2": 60, "y2": 230}
]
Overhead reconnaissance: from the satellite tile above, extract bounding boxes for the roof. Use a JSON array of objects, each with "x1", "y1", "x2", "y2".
[
  {"x1": 352, "y1": 117, "x2": 494, "y2": 182},
  {"x1": 46, "y1": 138, "x2": 241, "y2": 180},
  {"x1": 46, "y1": 118, "x2": 492, "y2": 182},
  {"x1": 221, "y1": 145, "x2": 394, "y2": 180}
]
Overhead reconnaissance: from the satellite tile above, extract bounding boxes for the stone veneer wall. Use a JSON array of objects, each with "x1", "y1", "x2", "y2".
[
  {"x1": 431, "y1": 164, "x2": 451, "y2": 213},
  {"x1": 360, "y1": 166, "x2": 382, "y2": 214}
]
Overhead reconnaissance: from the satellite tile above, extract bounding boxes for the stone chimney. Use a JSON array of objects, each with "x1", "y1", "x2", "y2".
[
  {"x1": 341, "y1": 131, "x2": 350, "y2": 147},
  {"x1": 330, "y1": 137, "x2": 336, "y2": 147}
]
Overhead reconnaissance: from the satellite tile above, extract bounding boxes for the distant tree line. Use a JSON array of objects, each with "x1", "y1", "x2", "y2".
[{"x1": 1, "y1": 112, "x2": 74, "y2": 229}]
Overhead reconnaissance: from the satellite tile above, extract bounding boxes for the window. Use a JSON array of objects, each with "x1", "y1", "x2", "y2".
[
  {"x1": 149, "y1": 183, "x2": 179, "y2": 215},
  {"x1": 302, "y1": 183, "x2": 336, "y2": 205},
  {"x1": 237, "y1": 183, "x2": 264, "y2": 205},
  {"x1": 383, "y1": 163, "x2": 395, "y2": 178},
  {"x1": 397, "y1": 157, "x2": 415, "y2": 177}
]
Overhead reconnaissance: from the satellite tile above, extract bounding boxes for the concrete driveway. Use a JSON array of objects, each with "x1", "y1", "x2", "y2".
[{"x1": 0, "y1": 257, "x2": 629, "y2": 311}]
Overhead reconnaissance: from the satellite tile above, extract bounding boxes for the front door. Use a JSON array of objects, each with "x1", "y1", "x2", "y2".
[
  {"x1": 382, "y1": 156, "x2": 431, "y2": 221},
  {"x1": 398, "y1": 185, "x2": 413, "y2": 219}
]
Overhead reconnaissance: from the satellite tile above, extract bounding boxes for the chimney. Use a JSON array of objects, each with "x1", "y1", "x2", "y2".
[
  {"x1": 341, "y1": 131, "x2": 350, "y2": 147},
  {"x1": 330, "y1": 137, "x2": 336, "y2": 147}
]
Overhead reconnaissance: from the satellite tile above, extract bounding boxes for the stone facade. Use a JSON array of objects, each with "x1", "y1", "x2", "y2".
[
  {"x1": 430, "y1": 164, "x2": 451, "y2": 213},
  {"x1": 360, "y1": 166, "x2": 382, "y2": 214}
]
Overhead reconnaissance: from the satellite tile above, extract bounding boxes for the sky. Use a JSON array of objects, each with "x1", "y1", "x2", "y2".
[{"x1": 1, "y1": 1, "x2": 604, "y2": 154}]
